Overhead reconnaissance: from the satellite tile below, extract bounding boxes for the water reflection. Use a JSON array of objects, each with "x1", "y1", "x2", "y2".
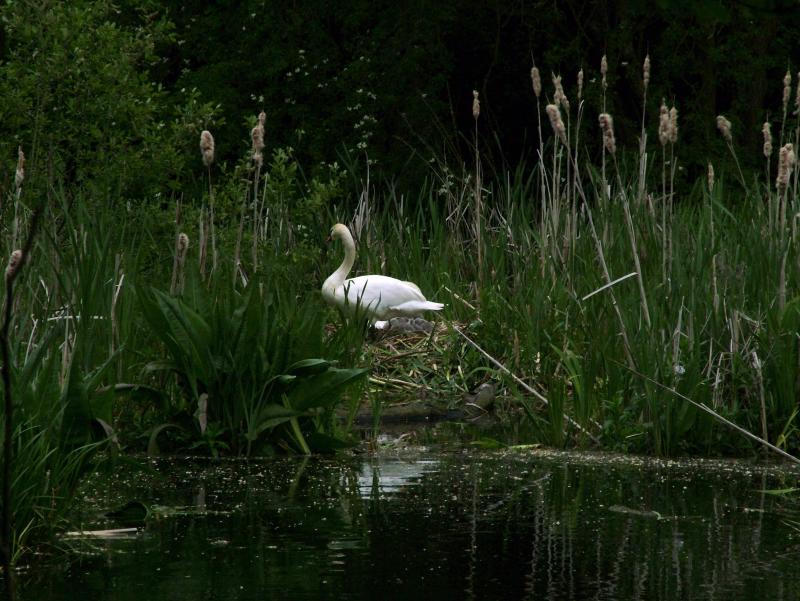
[
  {"x1": 14, "y1": 451, "x2": 800, "y2": 601},
  {"x1": 357, "y1": 458, "x2": 439, "y2": 498}
]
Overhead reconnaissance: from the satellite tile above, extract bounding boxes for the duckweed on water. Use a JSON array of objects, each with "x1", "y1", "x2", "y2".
[{"x1": 11, "y1": 449, "x2": 800, "y2": 601}]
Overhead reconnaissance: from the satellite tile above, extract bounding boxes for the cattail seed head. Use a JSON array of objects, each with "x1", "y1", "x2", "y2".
[
  {"x1": 668, "y1": 106, "x2": 678, "y2": 144},
  {"x1": 531, "y1": 66, "x2": 542, "y2": 98},
  {"x1": 643, "y1": 54, "x2": 651, "y2": 90},
  {"x1": 783, "y1": 70, "x2": 792, "y2": 114},
  {"x1": 777, "y1": 143, "x2": 796, "y2": 194},
  {"x1": 545, "y1": 104, "x2": 567, "y2": 144},
  {"x1": 5, "y1": 249, "x2": 22, "y2": 283},
  {"x1": 251, "y1": 125, "x2": 264, "y2": 154},
  {"x1": 598, "y1": 113, "x2": 616, "y2": 155},
  {"x1": 716, "y1": 115, "x2": 732, "y2": 143},
  {"x1": 552, "y1": 74, "x2": 569, "y2": 112},
  {"x1": 178, "y1": 232, "x2": 190, "y2": 255},
  {"x1": 658, "y1": 101, "x2": 670, "y2": 146},
  {"x1": 200, "y1": 130, "x2": 215, "y2": 167},
  {"x1": 577, "y1": 68, "x2": 584, "y2": 101},
  {"x1": 15, "y1": 146, "x2": 25, "y2": 190},
  {"x1": 600, "y1": 54, "x2": 608, "y2": 90},
  {"x1": 763, "y1": 122, "x2": 773, "y2": 158},
  {"x1": 472, "y1": 90, "x2": 480, "y2": 120},
  {"x1": 707, "y1": 163, "x2": 715, "y2": 193},
  {"x1": 252, "y1": 112, "x2": 266, "y2": 167}
]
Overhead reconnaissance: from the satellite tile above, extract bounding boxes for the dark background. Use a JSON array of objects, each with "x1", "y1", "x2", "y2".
[
  {"x1": 166, "y1": 0, "x2": 799, "y2": 177},
  {"x1": 1, "y1": 0, "x2": 798, "y2": 196}
]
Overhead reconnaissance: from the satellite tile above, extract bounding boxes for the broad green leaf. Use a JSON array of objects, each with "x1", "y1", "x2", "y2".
[
  {"x1": 287, "y1": 358, "x2": 332, "y2": 376},
  {"x1": 247, "y1": 404, "x2": 305, "y2": 441},
  {"x1": 287, "y1": 367, "x2": 367, "y2": 412}
]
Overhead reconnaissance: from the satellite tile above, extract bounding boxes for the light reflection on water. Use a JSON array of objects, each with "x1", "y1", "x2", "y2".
[
  {"x1": 13, "y1": 450, "x2": 800, "y2": 601},
  {"x1": 357, "y1": 458, "x2": 439, "y2": 498}
]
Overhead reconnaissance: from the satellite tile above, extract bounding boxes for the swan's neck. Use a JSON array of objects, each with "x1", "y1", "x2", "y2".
[{"x1": 323, "y1": 234, "x2": 356, "y2": 293}]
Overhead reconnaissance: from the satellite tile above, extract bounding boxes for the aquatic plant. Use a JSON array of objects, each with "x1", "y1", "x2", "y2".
[
  {"x1": 0, "y1": 202, "x2": 129, "y2": 573},
  {"x1": 137, "y1": 284, "x2": 366, "y2": 456},
  {"x1": 323, "y1": 50, "x2": 800, "y2": 459}
]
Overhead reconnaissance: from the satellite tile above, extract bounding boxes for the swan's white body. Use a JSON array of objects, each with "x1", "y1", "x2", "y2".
[{"x1": 322, "y1": 224, "x2": 444, "y2": 321}]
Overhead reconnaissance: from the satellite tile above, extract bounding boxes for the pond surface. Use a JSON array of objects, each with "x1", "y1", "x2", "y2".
[{"x1": 14, "y1": 448, "x2": 800, "y2": 600}]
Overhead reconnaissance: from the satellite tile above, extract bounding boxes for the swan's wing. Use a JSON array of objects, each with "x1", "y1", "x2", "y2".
[
  {"x1": 391, "y1": 300, "x2": 444, "y2": 313},
  {"x1": 402, "y1": 281, "x2": 423, "y2": 294},
  {"x1": 339, "y1": 275, "x2": 426, "y2": 316}
]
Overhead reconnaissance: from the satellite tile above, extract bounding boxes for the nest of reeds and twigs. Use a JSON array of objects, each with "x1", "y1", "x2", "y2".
[
  {"x1": 328, "y1": 318, "x2": 501, "y2": 429},
  {"x1": 366, "y1": 319, "x2": 453, "y2": 399}
]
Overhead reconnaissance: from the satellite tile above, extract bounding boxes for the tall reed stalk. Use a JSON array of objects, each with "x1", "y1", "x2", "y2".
[
  {"x1": 716, "y1": 116, "x2": 747, "y2": 191},
  {"x1": 199, "y1": 130, "x2": 215, "y2": 279},
  {"x1": 600, "y1": 54, "x2": 608, "y2": 200},
  {"x1": 1, "y1": 209, "x2": 40, "y2": 597},
  {"x1": 170, "y1": 198, "x2": 182, "y2": 295},
  {"x1": 637, "y1": 55, "x2": 650, "y2": 208},
  {"x1": 472, "y1": 90, "x2": 483, "y2": 284},
  {"x1": 604, "y1": 113, "x2": 651, "y2": 327},
  {"x1": 251, "y1": 111, "x2": 265, "y2": 275},
  {"x1": 531, "y1": 64, "x2": 545, "y2": 213}
]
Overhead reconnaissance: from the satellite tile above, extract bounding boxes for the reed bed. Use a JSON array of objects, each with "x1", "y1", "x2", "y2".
[
  {"x1": 2, "y1": 52, "x2": 800, "y2": 571},
  {"x1": 343, "y1": 55, "x2": 800, "y2": 460}
]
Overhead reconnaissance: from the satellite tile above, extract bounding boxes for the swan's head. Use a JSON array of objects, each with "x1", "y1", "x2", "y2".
[{"x1": 328, "y1": 223, "x2": 350, "y2": 243}]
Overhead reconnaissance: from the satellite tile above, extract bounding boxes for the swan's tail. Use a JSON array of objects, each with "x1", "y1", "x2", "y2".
[{"x1": 392, "y1": 300, "x2": 445, "y2": 314}]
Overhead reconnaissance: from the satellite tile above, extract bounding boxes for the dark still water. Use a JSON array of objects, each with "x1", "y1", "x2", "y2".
[{"x1": 15, "y1": 449, "x2": 800, "y2": 600}]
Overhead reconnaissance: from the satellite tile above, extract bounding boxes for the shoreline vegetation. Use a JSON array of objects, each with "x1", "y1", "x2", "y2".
[{"x1": 2, "y1": 21, "x2": 800, "y2": 584}]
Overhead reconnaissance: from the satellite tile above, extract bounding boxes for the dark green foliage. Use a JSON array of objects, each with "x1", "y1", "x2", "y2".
[
  {"x1": 152, "y1": 0, "x2": 800, "y2": 187},
  {"x1": 0, "y1": 284, "x2": 119, "y2": 562},
  {"x1": 0, "y1": 0, "x2": 220, "y2": 199},
  {"x1": 163, "y1": 0, "x2": 451, "y2": 176},
  {"x1": 137, "y1": 285, "x2": 366, "y2": 455}
]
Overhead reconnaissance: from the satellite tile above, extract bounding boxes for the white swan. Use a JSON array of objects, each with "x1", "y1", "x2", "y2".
[{"x1": 322, "y1": 223, "x2": 444, "y2": 324}]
